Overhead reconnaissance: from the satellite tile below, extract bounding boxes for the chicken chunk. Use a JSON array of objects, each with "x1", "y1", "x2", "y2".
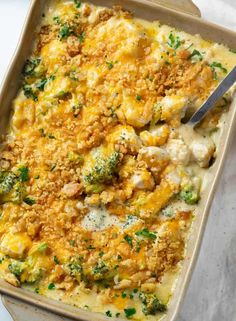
[
  {"x1": 0, "y1": 233, "x2": 32, "y2": 259},
  {"x1": 190, "y1": 137, "x2": 215, "y2": 167},
  {"x1": 61, "y1": 182, "x2": 81, "y2": 197},
  {"x1": 131, "y1": 170, "x2": 155, "y2": 190}
]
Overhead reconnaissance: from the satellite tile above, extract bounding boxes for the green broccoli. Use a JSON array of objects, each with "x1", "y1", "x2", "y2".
[
  {"x1": 23, "y1": 267, "x2": 43, "y2": 284},
  {"x1": 84, "y1": 152, "x2": 120, "y2": 187},
  {"x1": 8, "y1": 260, "x2": 24, "y2": 278},
  {"x1": 0, "y1": 171, "x2": 17, "y2": 194},
  {"x1": 24, "y1": 197, "x2": 36, "y2": 206},
  {"x1": 23, "y1": 85, "x2": 38, "y2": 101},
  {"x1": 23, "y1": 57, "x2": 41, "y2": 76},
  {"x1": 139, "y1": 293, "x2": 167, "y2": 316},
  {"x1": 23, "y1": 57, "x2": 46, "y2": 79},
  {"x1": 21, "y1": 247, "x2": 52, "y2": 284},
  {"x1": 22, "y1": 256, "x2": 44, "y2": 284},
  {"x1": 180, "y1": 186, "x2": 200, "y2": 205},
  {"x1": 0, "y1": 171, "x2": 26, "y2": 204},
  {"x1": 92, "y1": 260, "x2": 118, "y2": 282},
  {"x1": 93, "y1": 261, "x2": 109, "y2": 280},
  {"x1": 7, "y1": 182, "x2": 26, "y2": 204},
  {"x1": 65, "y1": 257, "x2": 83, "y2": 282}
]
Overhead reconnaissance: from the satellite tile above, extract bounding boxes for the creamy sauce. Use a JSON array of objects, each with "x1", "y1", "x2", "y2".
[{"x1": 81, "y1": 206, "x2": 122, "y2": 231}]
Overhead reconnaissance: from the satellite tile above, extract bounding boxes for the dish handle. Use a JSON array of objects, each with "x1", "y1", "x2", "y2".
[
  {"x1": 1, "y1": 294, "x2": 72, "y2": 321},
  {"x1": 148, "y1": 0, "x2": 201, "y2": 17}
]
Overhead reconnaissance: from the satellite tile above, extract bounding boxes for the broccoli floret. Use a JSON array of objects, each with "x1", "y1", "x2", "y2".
[
  {"x1": 23, "y1": 85, "x2": 38, "y2": 101},
  {"x1": 23, "y1": 57, "x2": 46, "y2": 79},
  {"x1": 21, "y1": 256, "x2": 44, "y2": 284},
  {"x1": 21, "y1": 246, "x2": 51, "y2": 284},
  {"x1": 23, "y1": 267, "x2": 43, "y2": 284},
  {"x1": 91, "y1": 260, "x2": 118, "y2": 282},
  {"x1": 84, "y1": 152, "x2": 120, "y2": 186},
  {"x1": 93, "y1": 261, "x2": 109, "y2": 280},
  {"x1": 8, "y1": 260, "x2": 24, "y2": 278},
  {"x1": 0, "y1": 170, "x2": 26, "y2": 204},
  {"x1": 139, "y1": 293, "x2": 167, "y2": 316},
  {"x1": 0, "y1": 181, "x2": 26, "y2": 204},
  {"x1": 65, "y1": 257, "x2": 83, "y2": 282},
  {"x1": 0, "y1": 171, "x2": 17, "y2": 194},
  {"x1": 180, "y1": 186, "x2": 200, "y2": 205},
  {"x1": 23, "y1": 57, "x2": 41, "y2": 76}
]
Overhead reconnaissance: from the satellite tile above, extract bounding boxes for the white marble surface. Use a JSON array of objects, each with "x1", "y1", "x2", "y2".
[{"x1": 0, "y1": 1, "x2": 235, "y2": 321}]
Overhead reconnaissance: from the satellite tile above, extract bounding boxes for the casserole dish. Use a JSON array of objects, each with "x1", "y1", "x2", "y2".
[{"x1": 0, "y1": 0, "x2": 236, "y2": 321}]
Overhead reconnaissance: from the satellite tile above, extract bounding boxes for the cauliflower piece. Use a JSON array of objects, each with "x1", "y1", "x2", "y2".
[
  {"x1": 167, "y1": 139, "x2": 191, "y2": 165},
  {"x1": 161, "y1": 95, "x2": 187, "y2": 121},
  {"x1": 140, "y1": 124, "x2": 170, "y2": 147},
  {"x1": 131, "y1": 170, "x2": 155, "y2": 190},
  {"x1": 0, "y1": 233, "x2": 32, "y2": 259},
  {"x1": 119, "y1": 97, "x2": 153, "y2": 128},
  {"x1": 108, "y1": 125, "x2": 142, "y2": 154},
  {"x1": 190, "y1": 137, "x2": 215, "y2": 167},
  {"x1": 138, "y1": 147, "x2": 169, "y2": 172}
]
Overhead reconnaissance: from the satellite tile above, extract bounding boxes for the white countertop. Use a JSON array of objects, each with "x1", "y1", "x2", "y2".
[{"x1": 0, "y1": 1, "x2": 235, "y2": 321}]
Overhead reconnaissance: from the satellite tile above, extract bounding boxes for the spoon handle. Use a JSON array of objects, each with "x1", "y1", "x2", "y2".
[{"x1": 188, "y1": 66, "x2": 236, "y2": 126}]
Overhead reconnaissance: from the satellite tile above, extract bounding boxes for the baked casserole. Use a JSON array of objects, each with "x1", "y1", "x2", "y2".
[{"x1": 0, "y1": 1, "x2": 235, "y2": 320}]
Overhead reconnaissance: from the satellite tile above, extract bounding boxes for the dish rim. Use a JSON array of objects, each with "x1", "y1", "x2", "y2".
[{"x1": 0, "y1": 1, "x2": 236, "y2": 321}]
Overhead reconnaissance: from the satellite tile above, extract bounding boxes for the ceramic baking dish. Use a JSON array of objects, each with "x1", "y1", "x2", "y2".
[{"x1": 0, "y1": 1, "x2": 235, "y2": 321}]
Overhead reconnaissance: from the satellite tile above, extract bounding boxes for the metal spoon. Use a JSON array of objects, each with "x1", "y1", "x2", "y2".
[{"x1": 187, "y1": 66, "x2": 236, "y2": 127}]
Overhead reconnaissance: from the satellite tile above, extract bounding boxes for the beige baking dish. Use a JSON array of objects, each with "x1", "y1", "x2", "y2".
[{"x1": 0, "y1": 0, "x2": 235, "y2": 321}]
